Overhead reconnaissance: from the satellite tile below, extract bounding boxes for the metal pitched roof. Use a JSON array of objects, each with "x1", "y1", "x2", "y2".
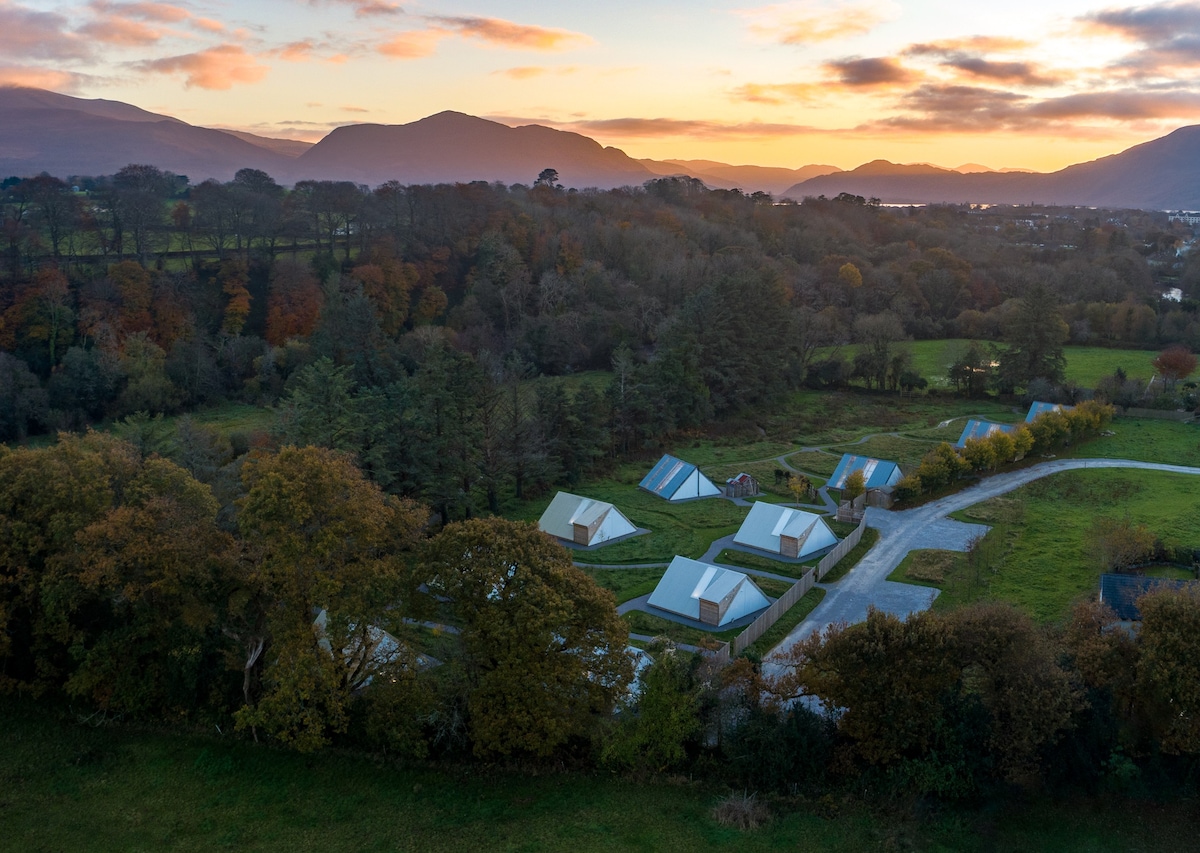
[
  {"x1": 639, "y1": 454, "x2": 697, "y2": 497},
  {"x1": 828, "y1": 453, "x2": 901, "y2": 490},
  {"x1": 734, "y1": 501, "x2": 837, "y2": 557},
  {"x1": 537, "y1": 492, "x2": 633, "y2": 542},
  {"x1": 647, "y1": 556, "x2": 768, "y2": 623},
  {"x1": 954, "y1": 419, "x2": 1018, "y2": 448}
]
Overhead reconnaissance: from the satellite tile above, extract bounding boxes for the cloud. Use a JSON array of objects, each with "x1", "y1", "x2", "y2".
[
  {"x1": 77, "y1": 17, "x2": 163, "y2": 46},
  {"x1": 0, "y1": 2, "x2": 89, "y2": 61},
  {"x1": 0, "y1": 65, "x2": 89, "y2": 91},
  {"x1": 88, "y1": 1, "x2": 224, "y2": 33},
  {"x1": 341, "y1": 105, "x2": 369, "y2": 112},
  {"x1": 903, "y1": 42, "x2": 1063, "y2": 87},
  {"x1": 135, "y1": 44, "x2": 269, "y2": 89},
  {"x1": 1081, "y1": 1, "x2": 1200, "y2": 42},
  {"x1": 736, "y1": 0, "x2": 898, "y2": 45},
  {"x1": 730, "y1": 82, "x2": 824, "y2": 104},
  {"x1": 869, "y1": 83, "x2": 1200, "y2": 133},
  {"x1": 311, "y1": 0, "x2": 404, "y2": 16},
  {"x1": 492, "y1": 65, "x2": 580, "y2": 79},
  {"x1": 549, "y1": 116, "x2": 825, "y2": 140},
  {"x1": 377, "y1": 16, "x2": 588, "y2": 59},
  {"x1": 825, "y1": 56, "x2": 916, "y2": 87},
  {"x1": 427, "y1": 16, "x2": 591, "y2": 50},
  {"x1": 378, "y1": 29, "x2": 442, "y2": 58}
]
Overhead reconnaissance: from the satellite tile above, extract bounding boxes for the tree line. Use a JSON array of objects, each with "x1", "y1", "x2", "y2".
[{"x1": 4, "y1": 431, "x2": 1200, "y2": 802}]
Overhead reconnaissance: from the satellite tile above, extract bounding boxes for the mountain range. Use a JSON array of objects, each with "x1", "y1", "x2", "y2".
[{"x1": 2, "y1": 86, "x2": 1200, "y2": 210}]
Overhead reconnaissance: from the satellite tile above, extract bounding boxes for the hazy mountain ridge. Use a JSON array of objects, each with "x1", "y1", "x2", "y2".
[
  {"x1": 288, "y1": 111, "x2": 653, "y2": 189},
  {"x1": 783, "y1": 127, "x2": 1200, "y2": 209},
  {"x1": 4, "y1": 86, "x2": 1200, "y2": 208}
]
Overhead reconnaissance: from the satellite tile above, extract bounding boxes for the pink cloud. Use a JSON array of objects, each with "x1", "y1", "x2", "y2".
[
  {"x1": 428, "y1": 16, "x2": 591, "y2": 50},
  {"x1": 136, "y1": 44, "x2": 269, "y2": 89},
  {"x1": 0, "y1": 2, "x2": 88, "y2": 61},
  {"x1": 0, "y1": 65, "x2": 88, "y2": 91}
]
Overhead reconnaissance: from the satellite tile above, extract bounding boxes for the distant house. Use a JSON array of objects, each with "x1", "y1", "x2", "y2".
[
  {"x1": 1026, "y1": 401, "x2": 1072, "y2": 423},
  {"x1": 647, "y1": 556, "x2": 771, "y2": 627},
  {"x1": 724, "y1": 472, "x2": 760, "y2": 498},
  {"x1": 828, "y1": 454, "x2": 902, "y2": 492},
  {"x1": 1099, "y1": 574, "x2": 1198, "y2": 621},
  {"x1": 734, "y1": 501, "x2": 838, "y2": 560},
  {"x1": 639, "y1": 454, "x2": 720, "y2": 501},
  {"x1": 538, "y1": 492, "x2": 637, "y2": 546},
  {"x1": 954, "y1": 419, "x2": 1018, "y2": 449}
]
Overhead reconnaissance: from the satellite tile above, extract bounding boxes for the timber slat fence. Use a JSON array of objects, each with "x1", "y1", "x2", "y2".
[{"x1": 708, "y1": 515, "x2": 870, "y2": 665}]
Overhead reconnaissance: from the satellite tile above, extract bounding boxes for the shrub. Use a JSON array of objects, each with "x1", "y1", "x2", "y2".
[{"x1": 712, "y1": 791, "x2": 770, "y2": 830}]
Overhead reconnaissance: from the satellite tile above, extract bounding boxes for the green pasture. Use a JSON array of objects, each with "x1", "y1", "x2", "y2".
[
  {"x1": 1063, "y1": 417, "x2": 1200, "y2": 467},
  {"x1": 824, "y1": 340, "x2": 1159, "y2": 388},
  {"x1": 6, "y1": 698, "x2": 1200, "y2": 852},
  {"x1": 892, "y1": 469, "x2": 1200, "y2": 621},
  {"x1": 785, "y1": 450, "x2": 840, "y2": 477},
  {"x1": 826, "y1": 435, "x2": 940, "y2": 470}
]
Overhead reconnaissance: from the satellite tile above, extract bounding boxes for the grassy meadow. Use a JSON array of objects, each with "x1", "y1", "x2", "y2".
[
  {"x1": 5, "y1": 697, "x2": 1199, "y2": 853},
  {"x1": 826, "y1": 340, "x2": 1161, "y2": 389},
  {"x1": 890, "y1": 469, "x2": 1200, "y2": 621}
]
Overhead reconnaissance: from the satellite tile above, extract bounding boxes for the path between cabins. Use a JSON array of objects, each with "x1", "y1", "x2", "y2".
[{"x1": 760, "y1": 458, "x2": 1200, "y2": 681}]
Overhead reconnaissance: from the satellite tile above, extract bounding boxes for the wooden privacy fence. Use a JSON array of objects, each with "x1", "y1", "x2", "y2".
[
  {"x1": 708, "y1": 515, "x2": 871, "y2": 664},
  {"x1": 816, "y1": 515, "x2": 868, "y2": 580}
]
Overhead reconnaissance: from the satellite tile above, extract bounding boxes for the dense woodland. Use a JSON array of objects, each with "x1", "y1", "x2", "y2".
[{"x1": 4, "y1": 166, "x2": 1200, "y2": 806}]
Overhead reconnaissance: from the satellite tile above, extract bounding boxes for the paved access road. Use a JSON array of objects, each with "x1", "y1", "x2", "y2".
[{"x1": 763, "y1": 458, "x2": 1200, "y2": 677}]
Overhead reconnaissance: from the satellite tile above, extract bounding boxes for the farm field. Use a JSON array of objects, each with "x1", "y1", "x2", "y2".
[
  {"x1": 891, "y1": 469, "x2": 1200, "y2": 621},
  {"x1": 5, "y1": 698, "x2": 1199, "y2": 853}
]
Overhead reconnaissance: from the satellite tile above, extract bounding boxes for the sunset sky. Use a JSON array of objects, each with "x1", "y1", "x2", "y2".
[{"x1": 6, "y1": 1, "x2": 1200, "y2": 171}]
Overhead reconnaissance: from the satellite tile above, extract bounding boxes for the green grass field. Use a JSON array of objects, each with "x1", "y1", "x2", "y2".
[
  {"x1": 826, "y1": 435, "x2": 940, "y2": 470},
  {"x1": 824, "y1": 340, "x2": 1160, "y2": 388},
  {"x1": 6, "y1": 698, "x2": 1200, "y2": 852},
  {"x1": 891, "y1": 469, "x2": 1200, "y2": 621}
]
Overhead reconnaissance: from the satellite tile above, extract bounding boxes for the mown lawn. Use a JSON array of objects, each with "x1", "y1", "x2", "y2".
[
  {"x1": 893, "y1": 469, "x2": 1200, "y2": 621},
  {"x1": 583, "y1": 567, "x2": 666, "y2": 604},
  {"x1": 621, "y1": 611, "x2": 744, "y2": 646},
  {"x1": 714, "y1": 549, "x2": 813, "y2": 579}
]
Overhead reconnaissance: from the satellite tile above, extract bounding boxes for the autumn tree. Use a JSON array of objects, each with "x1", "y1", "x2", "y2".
[
  {"x1": 842, "y1": 469, "x2": 866, "y2": 502},
  {"x1": 234, "y1": 446, "x2": 427, "y2": 752},
  {"x1": 1089, "y1": 515, "x2": 1157, "y2": 572},
  {"x1": 1136, "y1": 586, "x2": 1200, "y2": 754},
  {"x1": 423, "y1": 518, "x2": 631, "y2": 758},
  {"x1": 1151, "y1": 344, "x2": 1197, "y2": 394},
  {"x1": 774, "y1": 608, "x2": 960, "y2": 770}
]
